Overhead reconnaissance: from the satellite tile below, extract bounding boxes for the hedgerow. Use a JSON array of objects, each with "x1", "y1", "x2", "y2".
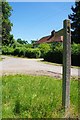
[
  {"x1": 2, "y1": 46, "x2": 14, "y2": 55},
  {"x1": 2, "y1": 43, "x2": 80, "y2": 66},
  {"x1": 25, "y1": 48, "x2": 41, "y2": 58},
  {"x1": 43, "y1": 43, "x2": 80, "y2": 66},
  {"x1": 2, "y1": 46, "x2": 41, "y2": 58}
]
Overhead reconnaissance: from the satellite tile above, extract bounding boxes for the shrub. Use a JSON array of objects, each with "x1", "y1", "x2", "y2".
[
  {"x1": 71, "y1": 43, "x2": 80, "y2": 55},
  {"x1": 2, "y1": 46, "x2": 14, "y2": 55},
  {"x1": 2, "y1": 46, "x2": 41, "y2": 58},
  {"x1": 25, "y1": 48, "x2": 41, "y2": 58},
  {"x1": 13, "y1": 47, "x2": 26, "y2": 57},
  {"x1": 43, "y1": 43, "x2": 80, "y2": 66},
  {"x1": 44, "y1": 43, "x2": 63, "y2": 64},
  {"x1": 44, "y1": 50, "x2": 63, "y2": 64},
  {"x1": 12, "y1": 41, "x2": 33, "y2": 49},
  {"x1": 18, "y1": 47, "x2": 26, "y2": 57},
  {"x1": 2, "y1": 46, "x2": 8, "y2": 55},
  {"x1": 51, "y1": 42, "x2": 62, "y2": 51},
  {"x1": 38, "y1": 43, "x2": 51, "y2": 57},
  {"x1": 12, "y1": 41, "x2": 23, "y2": 48},
  {"x1": 71, "y1": 43, "x2": 80, "y2": 66},
  {"x1": 13, "y1": 47, "x2": 20, "y2": 56},
  {"x1": 24, "y1": 44, "x2": 33, "y2": 48}
]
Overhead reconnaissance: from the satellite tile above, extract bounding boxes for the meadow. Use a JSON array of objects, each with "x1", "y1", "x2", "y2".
[{"x1": 2, "y1": 74, "x2": 79, "y2": 118}]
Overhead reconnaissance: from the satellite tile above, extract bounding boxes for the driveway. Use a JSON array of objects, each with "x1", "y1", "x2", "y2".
[{"x1": 0, "y1": 56, "x2": 79, "y2": 78}]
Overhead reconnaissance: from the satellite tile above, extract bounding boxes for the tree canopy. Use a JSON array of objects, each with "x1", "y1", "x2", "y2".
[
  {"x1": 68, "y1": 1, "x2": 80, "y2": 44},
  {"x1": 2, "y1": 1, "x2": 14, "y2": 45},
  {"x1": 17, "y1": 38, "x2": 28, "y2": 44}
]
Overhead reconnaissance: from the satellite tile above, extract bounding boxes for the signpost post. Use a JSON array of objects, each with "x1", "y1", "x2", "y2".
[
  {"x1": 53, "y1": 19, "x2": 71, "y2": 116},
  {"x1": 0, "y1": 2, "x2": 2, "y2": 120},
  {"x1": 62, "y1": 19, "x2": 71, "y2": 116}
]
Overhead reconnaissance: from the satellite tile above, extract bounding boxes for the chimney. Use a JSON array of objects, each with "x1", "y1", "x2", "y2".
[{"x1": 51, "y1": 30, "x2": 55, "y2": 36}]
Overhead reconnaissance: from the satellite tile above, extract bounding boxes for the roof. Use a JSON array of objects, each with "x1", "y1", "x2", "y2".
[
  {"x1": 47, "y1": 36, "x2": 63, "y2": 43},
  {"x1": 35, "y1": 29, "x2": 64, "y2": 44},
  {"x1": 36, "y1": 35, "x2": 50, "y2": 44}
]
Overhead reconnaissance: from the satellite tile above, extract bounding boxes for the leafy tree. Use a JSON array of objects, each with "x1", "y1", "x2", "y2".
[
  {"x1": 17, "y1": 38, "x2": 28, "y2": 44},
  {"x1": 68, "y1": 1, "x2": 80, "y2": 44},
  {"x1": 31, "y1": 40, "x2": 37, "y2": 44},
  {"x1": 2, "y1": 1, "x2": 14, "y2": 45},
  {"x1": 0, "y1": 2, "x2": 2, "y2": 45}
]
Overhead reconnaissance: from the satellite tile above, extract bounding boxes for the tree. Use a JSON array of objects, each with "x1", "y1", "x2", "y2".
[
  {"x1": 31, "y1": 40, "x2": 37, "y2": 44},
  {"x1": 17, "y1": 38, "x2": 28, "y2": 44},
  {"x1": 2, "y1": 1, "x2": 14, "y2": 45},
  {"x1": 68, "y1": 1, "x2": 80, "y2": 44}
]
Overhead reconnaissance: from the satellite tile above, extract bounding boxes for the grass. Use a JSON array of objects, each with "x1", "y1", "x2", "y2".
[
  {"x1": 0, "y1": 57, "x2": 2, "y2": 61},
  {"x1": 1, "y1": 74, "x2": 79, "y2": 118}
]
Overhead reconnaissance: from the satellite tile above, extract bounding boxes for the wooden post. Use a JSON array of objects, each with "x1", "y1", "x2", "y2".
[
  {"x1": 62, "y1": 19, "x2": 71, "y2": 115},
  {"x1": 0, "y1": 2, "x2": 2, "y2": 120}
]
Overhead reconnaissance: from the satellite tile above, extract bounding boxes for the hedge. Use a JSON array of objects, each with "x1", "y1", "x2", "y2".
[
  {"x1": 2, "y1": 43, "x2": 80, "y2": 66},
  {"x1": 2, "y1": 46, "x2": 41, "y2": 58},
  {"x1": 44, "y1": 43, "x2": 80, "y2": 66},
  {"x1": 2, "y1": 46, "x2": 14, "y2": 55},
  {"x1": 38, "y1": 43, "x2": 51, "y2": 58},
  {"x1": 25, "y1": 48, "x2": 41, "y2": 58}
]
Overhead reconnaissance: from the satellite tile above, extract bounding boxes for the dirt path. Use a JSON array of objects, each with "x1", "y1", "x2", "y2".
[{"x1": 0, "y1": 56, "x2": 79, "y2": 78}]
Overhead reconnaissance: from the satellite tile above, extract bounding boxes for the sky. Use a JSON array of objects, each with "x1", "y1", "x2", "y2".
[{"x1": 9, "y1": 2, "x2": 75, "y2": 43}]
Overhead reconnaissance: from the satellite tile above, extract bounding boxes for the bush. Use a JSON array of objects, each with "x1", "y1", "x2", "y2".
[
  {"x1": 13, "y1": 47, "x2": 20, "y2": 56},
  {"x1": 25, "y1": 48, "x2": 41, "y2": 58},
  {"x1": 71, "y1": 43, "x2": 80, "y2": 66},
  {"x1": 43, "y1": 43, "x2": 80, "y2": 66},
  {"x1": 51, "y1": 42, "x2": 62, "y2": 51},
  {"x1": 12, "y1": 41, "x2": 33, "y2": 49},
  {"x1": 44, "y1": 43, "x2": 63, "y2": 64},
  {"x1": 44, "y1": 51, "x2": 63, "y2": 64},
  {"x1": 38, "y1": 43, "x2": 51, "y2": 57},
  {"x1": 24, "y1": 44, "x2": 33, "y2": 48},
  {"x1": 2, "y1": 46, "x2": 14, "y2": 55},
  {"x1": 2, "y1": 43, "x2": 80, "y2": 66},
  {"x1": 71, "y1": 43, "x2": 80, "y2": 55},
  {"x1": 2, "y1": 45, "x2": 41, "y2": 58},
  {"x1": 12, "y1": 41, "x2": 23, "y2": 48},
  {"x1": 13, "y1": 47, "x2": 26, "y2": 57}
]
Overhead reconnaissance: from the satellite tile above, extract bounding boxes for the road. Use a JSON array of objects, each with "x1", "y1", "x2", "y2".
[{"x1": 0, "y1": 56, "x2": 79, "y2": 78}]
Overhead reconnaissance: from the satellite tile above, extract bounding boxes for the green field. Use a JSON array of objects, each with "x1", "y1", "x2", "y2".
[{"x1": 2, "y1": 75, "x2": 79, "y2": 118}]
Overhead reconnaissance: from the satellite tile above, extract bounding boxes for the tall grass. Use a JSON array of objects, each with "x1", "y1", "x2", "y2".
[{"x1": 2, "y1": 75, "x2": 78, "y2": 118}]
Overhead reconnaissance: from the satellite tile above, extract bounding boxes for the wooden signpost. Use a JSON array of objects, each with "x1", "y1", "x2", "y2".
[
  {"x1": 0, "y1": 2, "x2": 2, "y2": 119},
  {"x1": 54, "y1": 19, "x2": 71, "y2": 115},
  {"x1": 62, "y1": 19, "x2": 71, "y2": 115}
]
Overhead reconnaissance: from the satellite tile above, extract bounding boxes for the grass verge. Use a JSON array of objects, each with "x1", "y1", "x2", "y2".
[
  {"x1": 2, "y1": 74, "x2": 79, "y2": 118},
  {"x1": 0, "y1": 57, "x2": 2, "y2": 61}
]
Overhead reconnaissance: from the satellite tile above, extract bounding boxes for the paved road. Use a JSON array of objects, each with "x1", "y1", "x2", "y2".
[{"x1": 0, "y1": 56, "x2": 79, "y2": 78}]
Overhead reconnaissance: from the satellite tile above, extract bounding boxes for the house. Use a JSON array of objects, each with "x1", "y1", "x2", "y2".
[{"x1": 35, "y1": 29, "x2": 64, "y2": 45}]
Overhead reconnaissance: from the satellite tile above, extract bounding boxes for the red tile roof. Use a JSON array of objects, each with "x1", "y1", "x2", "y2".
[
  {"x1": 35, "y1": 35, "x2": 63, "y2": 44},
  {"x1": 35, "y1": 29, "x2": 64, "y2": 44},
  {"x1": 47, "y1": 36, "x2": 63, "y2": 43},
  {"x1": 36, "y1": 36, "x2": 50, "y2": 44}
]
